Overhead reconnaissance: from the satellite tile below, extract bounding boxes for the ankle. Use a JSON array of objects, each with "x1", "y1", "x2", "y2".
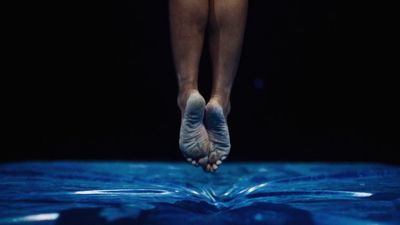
[
  {"x1": 209, "y1": 95, "x2": 231, "y2": 117},
  {"x1": 177, "y1": 89, "x2": 199, "y2": 112}
]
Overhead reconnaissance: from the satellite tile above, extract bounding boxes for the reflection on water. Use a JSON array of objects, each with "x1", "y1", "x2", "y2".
[
  {"x1": 74, "y1": 189, "x2": 174, "y2": 195},
  {"x1": 0, "y1": 213, "x2": 59, "y2": 223},
  {"x1": 0, "y1": 162, "x2": 399, "y2": 225}
]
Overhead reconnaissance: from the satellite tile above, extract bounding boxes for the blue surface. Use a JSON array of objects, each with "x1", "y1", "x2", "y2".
[{"x1": 0, "y1": 162, "x2": 399, "y2": 225}]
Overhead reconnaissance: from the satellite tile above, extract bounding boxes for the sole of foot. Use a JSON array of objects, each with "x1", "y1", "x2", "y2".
[
  {"x1": 179, "y1": 91, "x2": 209, "y2": 167},
  {"x1": 204, "y1": 100, "x2": 231, "y2": 172}
]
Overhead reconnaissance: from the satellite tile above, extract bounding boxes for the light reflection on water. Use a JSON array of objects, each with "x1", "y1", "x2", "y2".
[{"x1": 0, "y1": 213, "x2": 59, "y2": 223}]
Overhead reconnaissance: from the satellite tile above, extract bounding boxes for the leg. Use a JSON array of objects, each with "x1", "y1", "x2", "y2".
[
  {"x1": 205, "y1": 0, "x2": 248, "y2": 172},
  {"x1": 169, "y1": 0, "x2": 210, "y2": 166},
  {"x1": 208, "y1": 0, "x2": 247, "y2": 112},
  {"x1": 169, "y1": 0, "x2": 209, "y2": 111}
]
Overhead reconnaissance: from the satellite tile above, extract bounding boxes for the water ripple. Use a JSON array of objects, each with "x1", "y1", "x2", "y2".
[
  {"x1": 74, "y1": 189, "x2": 173, "y2": 196},
  {"x1": 1, "y1": 162, "x2": 399, "y2": 225}
]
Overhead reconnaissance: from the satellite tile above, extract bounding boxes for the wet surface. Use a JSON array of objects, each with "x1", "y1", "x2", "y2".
[{"x1": 0, "y1": 162, "x2": 399, "y2": 224}]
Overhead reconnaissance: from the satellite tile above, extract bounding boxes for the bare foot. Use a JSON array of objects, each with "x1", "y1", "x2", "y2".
[
  {"x1": 204, "y1": 98, "x2": 231, "y2": 172},
  {"x1": 178, "y1": 90, "x2": 209, "y2": 167}
]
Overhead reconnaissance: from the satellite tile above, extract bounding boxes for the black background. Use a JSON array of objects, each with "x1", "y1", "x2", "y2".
[{"x1": 7, "y1": 1, "x2": 398, "y2": 163}]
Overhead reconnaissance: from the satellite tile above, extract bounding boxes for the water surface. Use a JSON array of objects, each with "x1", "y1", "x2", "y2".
[{"x1": 0, "y1": 162, "x2": 399, "y2": 224}]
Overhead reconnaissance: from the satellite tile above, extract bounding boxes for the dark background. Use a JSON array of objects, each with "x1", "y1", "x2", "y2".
[{"x1": 8, "y1": 1, "x2": 398, "y2": 163}]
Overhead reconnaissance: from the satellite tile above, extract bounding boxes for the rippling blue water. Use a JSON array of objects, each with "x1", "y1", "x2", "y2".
[{"x1": 0, "y1": 162, "x2": 399, "y2": 225}]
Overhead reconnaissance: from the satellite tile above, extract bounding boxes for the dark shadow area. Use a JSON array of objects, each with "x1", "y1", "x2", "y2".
[
  {"x1": 55, "y1": 201, "x2": 315, "y2": 225},
  {"x1": 9, "y1": 1, "x2": 398, "y2": 164}
]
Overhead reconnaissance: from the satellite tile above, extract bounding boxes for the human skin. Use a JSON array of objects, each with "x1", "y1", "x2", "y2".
[{"x1": 169, "y1": 0, "x2": 248, "y2": 172}]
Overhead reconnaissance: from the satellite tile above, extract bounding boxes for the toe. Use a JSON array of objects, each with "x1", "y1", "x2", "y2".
[
  {"x1": 212, "y1": 164, "x2": 218, "y2": 170},
  {"x1": 192, "y1": 160, "x2": 200, "y2": 167},
  {"x1": 206, "y1": 164, "x2": 212, "y2": 172},
  {"x1": 208, "y1": 151, "x2": 219, "y2": 164},
  {"x1": 198, "y1": 157, "x2": 208, "y2": 167},
  {"x1": 216, "y1": 160, "x2": 222, "y2": 165}
]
